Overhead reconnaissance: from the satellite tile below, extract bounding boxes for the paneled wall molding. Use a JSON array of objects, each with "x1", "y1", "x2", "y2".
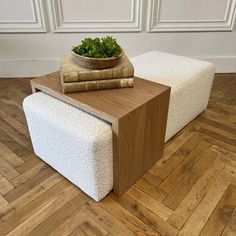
[
  {"x1": 0, "y1": 0, "x2": 46, "y2": 33},
  {"x1": 147, "y1": 0, "x2": 236, "y2": 32},
  {"x1": 50, "y1": 0, "x2": 142, "y2": 32}
]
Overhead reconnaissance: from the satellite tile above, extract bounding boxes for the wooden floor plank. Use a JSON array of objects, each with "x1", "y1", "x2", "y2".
[
  {"x1": 218, "y1": 79, "x2": 236, "y2": 106},
  {"x1": 70, "y1": 226, "x2": 87, "y2": 236},
  {"x1": 223, "y1": 158, "x2": 236, "y2": 178},
  {"x1": 0, "y1": 195, "x2": 8, "y2": 208},
  {"x1": 134, "y1": 175, "x2": 167, "y2": 202},
  {"x1": 208, "y1": 101, "x2": 236, "y2": 117},
  {"x1": 0, "y1": 108, "x2": 29, "y2": 138},
  {"x1": 28, "y1": 191, "x2": 89, "y2": 236},
  {"x1": 0, "y1": 97, "x2": 27, "y2": 125},
  {"x1": 167, "y1": 159, "x2": 225, "y2": 230},
  {"x1": 126, "y1": 187, "x2": 173, "y2": 221},
  {"x1": 0, "y1": 180, "x2": 78, "y2": 235},
  {"x1": 204, "y1": 135, "x2": 236, "y2": 153},
  {"x1": 163, "y1": 148, "x2": 218, "y2": 210},
  {"x1": 221, "y1": 208, "x2": 236, "y2": 236},
  {"x1": 11, "y1": 162, "x2": 48, "y2": 187},
  {"x1": 149, "y1": 124, "x2": 197, "y2": 175},
  {"x1": 0, "y1": 173, "x2": 63, "y2": 222},
  {"x1": 0, "y1": 142, "x2": 24, "y2": 168},
  {"x1": 200, "y1": 184, "x2": 236, "y2": 236},
  {"x1": 4, "y1": 166, "x2": 54, "y2": 202},
  {"x1": 1, "y1": 87, "x2": 29, "y2": 106},
  {"x1": 81, "y1": 200, "x2": 135, "y2": 236},
  {"x1": 147, "y1": 187, "x2": 168, "y2": 202},
  {"x1": 15, "y1": 155, "x2": 41, "y2": 174},
  {"x1": 199, "y1": 124, "x2": 236, "y2": 147},
  {"x1": 0, "y1": 129, "x2": 29, "y2": 157},
  {"x1": 138, "y1": 171, "x2": 163, "y2": 187},
  {"x1": 0, "y1": 175, "x2": 14, "y2": 195},
  {"x1": 98, "y1": 195, "x2": 159, "y2": 235},
  {"x1": 6, "y1": 185, "x2": 80, "y2": 236},
  {"x1": 13, "y1": 78, "x2": 33, "y2": 96},
  {"x1": 78, "y1": 215, "x2": 110, "y2": 236},
  {"x1": 18, "y1": 151, "x2": 38, "y2": 163},
  {"x1": 178, "y1": 173, "x2": 231, "y2": 236},
  {"x1": 154, "y1": 133, "x2": 203, "y2": 180},
  {"x1": 0, "y1": 156, "x2": 19, "y2": 180},
  {"x1": 50, "y1": 211, "x2": 90, "y2": 236},
  {"x1": 0, "y1": 117, "x2": 32, "y2": 151},
  {"x1": 110, "y1": 193, "x2": 178, "y2": 236},
  {"x1": 159, "y1": 139, "x2": 210, "y2": 194},
  {"x1": 198, "y1": 109, "x2": 236, "y2": 132}
]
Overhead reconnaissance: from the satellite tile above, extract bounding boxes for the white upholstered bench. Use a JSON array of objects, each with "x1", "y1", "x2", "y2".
[
  {"x1": 23, "y1": 92, "x2": 113, "y2": 201},
  {"x1": 23, "y1": 51, "x2": 214, "y2": 201},
  {"x1": 131, "y1": 51, "x2": 215, "y2": 141}
]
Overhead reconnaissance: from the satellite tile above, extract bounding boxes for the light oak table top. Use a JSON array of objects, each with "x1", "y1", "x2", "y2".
[
  {"x1": 31, "y1": 72, "x2": 171, "y2": 196},
  {"x1": 31, "y1": 72, "x2": 170, "y2": 122}
]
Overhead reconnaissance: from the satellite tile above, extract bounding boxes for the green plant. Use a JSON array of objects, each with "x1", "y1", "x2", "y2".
[{"x1": 72, "y1": 36, "x2": 122, "y2": 58}]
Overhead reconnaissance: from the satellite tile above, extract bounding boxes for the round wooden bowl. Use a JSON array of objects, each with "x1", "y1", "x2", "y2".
[{"x1": 71, "y1": 49, "x2": 124, "y2": 70}]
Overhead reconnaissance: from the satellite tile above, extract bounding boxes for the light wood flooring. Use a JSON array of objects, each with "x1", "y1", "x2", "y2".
[{"x1": 0, "y1": 74, "x2": 235, "y2": 236}]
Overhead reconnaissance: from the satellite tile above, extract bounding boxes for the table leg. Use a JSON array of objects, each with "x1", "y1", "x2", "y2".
[{"x1": 112, "y1": 89, "x2": 170, "y2": 196}]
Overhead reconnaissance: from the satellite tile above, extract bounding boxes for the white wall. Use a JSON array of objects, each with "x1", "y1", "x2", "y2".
[{"x1": 0, "y1": 0, "x2": 236, "y2": 77}]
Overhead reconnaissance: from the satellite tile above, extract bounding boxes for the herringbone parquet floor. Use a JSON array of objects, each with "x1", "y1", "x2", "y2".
[{"x1": 0, "y1": 74, "x2": 235, "y2": 235}]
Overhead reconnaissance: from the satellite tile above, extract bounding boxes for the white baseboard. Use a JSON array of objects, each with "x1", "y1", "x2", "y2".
[
  {"x1": 0, "y1": 59, "x2": 60, "y2": 78},
  {"x1": 0, "y1": 56, "x2": 235, "y2": 78},
  {"x1": 197, "y1": 56, "x2": 236, "y2": 73}
]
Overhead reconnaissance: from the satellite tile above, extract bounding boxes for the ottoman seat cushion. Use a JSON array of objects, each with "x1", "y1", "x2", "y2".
[
  {"x1": 23, "y1": 92, "x2": 113, "y2": 201},
  {"x1": 130, "y1": 51, "x2": 215, "y2": 141}
]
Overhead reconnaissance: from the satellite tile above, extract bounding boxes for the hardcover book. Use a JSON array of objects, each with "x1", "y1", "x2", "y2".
[
  {"x1": 61, "y1": 77, "x2": 134, "y2": 93},
  {"x1": 60, "y1": 54, "x2": 134, "y2": 83}
]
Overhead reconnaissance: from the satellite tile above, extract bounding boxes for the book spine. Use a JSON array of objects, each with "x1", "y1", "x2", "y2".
[
  {"x1": 62, "y1": 78, "x2": 134, "y2": 93},
  {"x1": 62, "y1": 66, "x2": 134, "y2": 83}
]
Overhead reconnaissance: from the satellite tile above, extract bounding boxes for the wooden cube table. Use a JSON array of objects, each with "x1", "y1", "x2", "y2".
[{"x1": 31, "y1": 72, "x2": 170, "y2": 196}]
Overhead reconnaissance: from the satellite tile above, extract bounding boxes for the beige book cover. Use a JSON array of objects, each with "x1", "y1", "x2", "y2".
[
  {"x1": 61, "y1": 77, "x2": 134, "y2": 93},
  {"x1": 60, "y1": 54, "x2": 134, "y2": 83}
]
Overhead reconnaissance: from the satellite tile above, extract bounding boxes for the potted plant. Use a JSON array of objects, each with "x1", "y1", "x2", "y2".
[{"x1": 71, "y1": 36, "x2": 123, "y2": 69}]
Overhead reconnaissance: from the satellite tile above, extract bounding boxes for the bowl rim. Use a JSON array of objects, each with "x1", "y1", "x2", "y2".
[{"x1": 71, "y1": 48, "x2": 124, "y2": 61}]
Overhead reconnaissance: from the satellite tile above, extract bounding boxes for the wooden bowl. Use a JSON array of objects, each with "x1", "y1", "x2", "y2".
[{"x1": 71, "y1": 49, "x2": 124, "y2": 70}]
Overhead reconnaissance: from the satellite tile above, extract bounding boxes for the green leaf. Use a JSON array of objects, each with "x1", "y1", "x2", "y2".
[{"x1": 72, "y1": 36, "x2": 121, "y2": 58}]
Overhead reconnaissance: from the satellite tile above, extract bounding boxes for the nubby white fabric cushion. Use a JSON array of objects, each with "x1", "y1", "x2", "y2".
[
  {"x1": 130, "y1": 51, "x2": 215, "y2": 141},
  {"x1": 23, "y1": 92, "x2": 113, "y2": 201}
]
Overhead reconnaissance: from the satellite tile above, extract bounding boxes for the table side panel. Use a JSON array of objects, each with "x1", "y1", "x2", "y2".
[{"x1": 113, "y1": 88, "x2": 170, "y2": 195}]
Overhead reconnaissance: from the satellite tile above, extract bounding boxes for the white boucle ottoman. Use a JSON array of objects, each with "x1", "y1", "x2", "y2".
[
  {"x1": 130, "y1": 51, "x2": 215, "y2": 141},
  {"x1": 23, "y1": 92, "x2": 113, "y2": 201}
]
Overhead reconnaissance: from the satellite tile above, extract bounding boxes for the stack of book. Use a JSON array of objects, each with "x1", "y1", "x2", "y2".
[{"x1": 60, "y1": 54, "x2": 134, "y2": 93}]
